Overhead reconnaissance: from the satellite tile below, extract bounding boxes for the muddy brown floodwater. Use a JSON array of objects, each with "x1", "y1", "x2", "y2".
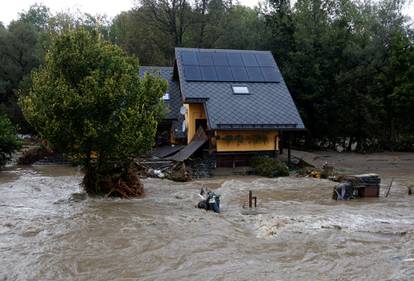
[{"x1": 1, "y1": 153, "x2": 414, "y2": 281}]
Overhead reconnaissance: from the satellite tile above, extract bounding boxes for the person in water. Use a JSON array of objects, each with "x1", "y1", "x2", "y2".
[{"x1": 197, "y1": 188, "x2": 220, "y2": 213}]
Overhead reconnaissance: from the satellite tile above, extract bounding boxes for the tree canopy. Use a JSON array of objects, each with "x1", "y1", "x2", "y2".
[
  {"x1": 20, "y1": 28, "x2": 167, "y2": 195},
  {"x1": 1, "y1": 0, "x2": 413, "y2": 151}
]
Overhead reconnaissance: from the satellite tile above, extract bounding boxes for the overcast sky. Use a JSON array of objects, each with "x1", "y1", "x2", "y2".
[{"x1": 1, "y1": 0, "x2": 413, "y2": 26}]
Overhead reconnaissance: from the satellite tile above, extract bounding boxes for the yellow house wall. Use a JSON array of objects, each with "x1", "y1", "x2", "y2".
[
  {"x1": 216, "y1": 130, "x2": 279, "y2": 152},
  {"x1": 185, "y1": 103, "x2": 206, "y2": 143}
]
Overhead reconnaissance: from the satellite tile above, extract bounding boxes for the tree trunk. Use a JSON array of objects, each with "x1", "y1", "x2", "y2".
[{"x1": 82, "y1": 159, "x2": 144, "y2": 198}]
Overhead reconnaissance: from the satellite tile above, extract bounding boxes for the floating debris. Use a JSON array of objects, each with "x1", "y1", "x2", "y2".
[{"x1": 333, "y1": 174, "x2": 381, "y2": 200}]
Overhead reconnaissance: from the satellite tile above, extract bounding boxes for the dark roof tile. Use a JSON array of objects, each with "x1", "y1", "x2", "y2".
[
  {"x1": 175, "y1": 48, "x2": 305, "y2": 130},
  {"x1": 139, "y1": 66, "x2": 182, "y2": 120}
]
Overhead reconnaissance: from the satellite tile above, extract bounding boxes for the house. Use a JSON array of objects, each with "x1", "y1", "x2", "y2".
[
  {"x1": 139, "y1": 66, "x2": 186, "y2": 146},
  {"x1": 141, "y1": 48, "x2": 305, "y2": 167}
]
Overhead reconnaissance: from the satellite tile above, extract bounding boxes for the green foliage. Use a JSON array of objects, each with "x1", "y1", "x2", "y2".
[
  {"x1": 213, "y1": 5, "x2": 268, "y2": 50},
  {"x1": 0, "y1": 115, "x2": 21, "y2": 167},
  {"x1": 0, "y1": 7, "x2": 47, "y2": 131},
  {"x1": 0, "y1": 0, "x2": 413, "y2": 153},
  {"x1": 0, "y1": 5, "x2": 112, "y2": 133},
  {"x1": 109, "y1": 1, "x2": 268, "y2": 63},
  {"x1": 234, "y1": 134, "x2": 244, "y2": 144},
  {"x1": 220, "y1": 134, "x2": 269, "y2": 144},
  {"x1": 19, "y1": 4, "x2": 50, "y2": 29},
  {"x1": 265, "y1": 0, "x2": 414, "y2": 151},
  {"x1": 251, "y1": 157, "x2": 289, "y2": 177},
  {"x1": 20, "y1": 28, "x2": 167, "y2": 168},
  {"x1": 222, "y1": 135, "x2": 234, "y2": 144},
  {"x1": 110, "y1": 0, "x2": 412, "y2": 152},
  {"x1": 251, "y1": 134, "x2": 268, "y2": 144},
  {"x1": 110, "y1": 10, "x2": 170, "y2": 65}
]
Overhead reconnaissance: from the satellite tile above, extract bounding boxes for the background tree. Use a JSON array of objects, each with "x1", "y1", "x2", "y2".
[
  {"x1": 110, "y1": 10, "x2": 170, "y2": 65},
  {"x1": 265, "y1": 0, "x2": 413, "y2": 151},
  {"x1": 0, "y1": 115, "x2": 21, "y2": 168},
  {"x1": 265, "y1": 0, "x2": 294, "y2": 69},
  {"x1": 0, "y1": 0, "x2": 412, "y2": 152},
  {"x1": 0, "y1": 5, "x2": 114, "y2": 133},
  {"x1": 213, "y1": 5, "x2": 269, "y2": 50},
  {"x1": 20, "y1": 28, "x2": 167, "y2": 196},
  {"x1": 0, "y1": 4, "x2": 50, "y2": 131},
  {"x1": 139, "y1": 0, "x2": 193, "y2": 62}
]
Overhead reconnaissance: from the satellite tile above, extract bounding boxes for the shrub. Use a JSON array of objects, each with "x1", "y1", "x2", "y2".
[
  {"x1": 0, "y1": 115, "x2": 21, "y2": 167},
  {"x1": 251, "y1": 157, "x2": 289, "y2": 177}
]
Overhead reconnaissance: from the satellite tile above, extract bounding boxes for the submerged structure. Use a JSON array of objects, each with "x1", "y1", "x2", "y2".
[
  {"x1": 141, "y1": 48, "x2": 305, "y2": 167},
  {"x1": 333, "y1": 174, "x2": 381, "y2": 200}
]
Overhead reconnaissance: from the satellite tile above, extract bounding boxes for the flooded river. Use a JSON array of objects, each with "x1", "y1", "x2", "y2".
[{"x1": 1, "y1": 164, "x2": 414, "y2": 281}]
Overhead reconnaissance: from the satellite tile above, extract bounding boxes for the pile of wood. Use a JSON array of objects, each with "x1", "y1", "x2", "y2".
[
  {"x1": 17, "y1": 145, "x2": 54, "y2": 165},
  {"x1": 135, "y1": 159, "x2": 191, "y2": 182},
  {"x1": 135, "y1": 128, "x2": 209, "y2": 181},
  {"x1": 82, "y1": 166, "x2": 144, "y2": 198},
  {"x1": 108, "y1": 169, "x2": 144, "y2": 198}
]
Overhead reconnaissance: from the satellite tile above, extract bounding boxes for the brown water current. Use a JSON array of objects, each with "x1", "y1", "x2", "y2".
[{"x1": 1, "y1": 164, "x2": 414, "y2": 281}]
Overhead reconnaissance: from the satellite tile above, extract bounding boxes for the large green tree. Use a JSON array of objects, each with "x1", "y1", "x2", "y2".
[
  {"x1": 2, "y1": 0, "x2": 412, "y2": 153},
  {"x1": 20, "y1": 28, "x2": 167, "y2": 196}
]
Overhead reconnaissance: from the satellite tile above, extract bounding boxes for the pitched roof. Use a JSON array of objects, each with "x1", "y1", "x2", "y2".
[
  {"x1": 175, "y1": 48, "x2": 305, "y2": 130},
  {"x1": 139, "y1": 66, "x2": 181, "y2": 120}
]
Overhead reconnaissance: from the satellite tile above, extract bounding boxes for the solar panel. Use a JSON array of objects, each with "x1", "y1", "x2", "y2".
[
  {"x1": 261, "y1": 67, "x2": 281, "y2": 82},
  {"x1": 180, "y1": 49, "x2": 281, "y2": 83},
  {"x1": 197, "y1": 52, "x2": 213, "y2": 65},
  {"x1": 212, "y1": 52, "x2": 228, "y2": 66},
  {"x1": 215, "y1": 66, "x2": 233, "y2": 81},
  {"x1": 246, "y1": 67, "x2": 264, "y2": 82},
  {"x1": 241, "y1": 53, "x2": 258, "y2": 66},
  {"x1": 184, "y1": 66, "x2": 202, "y2": 80},
  {"x1": 226, "y1": 53, "x2": 243, "y2": 66},
  {"x1": 230, "y1": 66, "x2": 249, "y2": 81},
  {"x1": 200, "y1": 66, "x2": 218, "y2": 81},
  {"x1": 181, "y1": 51, "x2": 198, "y2": 65},
  {"x1": 255, "y1": 53, "x2": 274, "y2": 67}
]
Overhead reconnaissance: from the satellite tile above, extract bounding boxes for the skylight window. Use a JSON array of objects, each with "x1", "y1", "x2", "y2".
[
  {"x1": 232, "y1": 86, "x2": 249, "y2": 94},
  {"x1": 162, "y1": 92, "x2": 170, "y2": 100}
]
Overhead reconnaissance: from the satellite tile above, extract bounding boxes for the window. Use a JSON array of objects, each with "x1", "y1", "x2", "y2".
[
  {"x1": 232, "y1": 86, "x2": 249, "y2": 94},
  {"x1": 162, "y1": 92, "x2": 170, "y2": 100}
]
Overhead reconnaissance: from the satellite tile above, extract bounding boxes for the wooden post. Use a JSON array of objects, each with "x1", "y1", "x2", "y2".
[
  {"x1": 248, "y1": 190, "x2": 252, "y2": 208},
  {"x1": 385, "y1": 178, "x2": 394, "y2": 198}
]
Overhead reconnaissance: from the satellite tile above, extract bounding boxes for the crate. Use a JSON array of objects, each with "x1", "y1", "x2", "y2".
[{"x1": 358, "y1": 185, "x2": 380, "y2": 197}]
